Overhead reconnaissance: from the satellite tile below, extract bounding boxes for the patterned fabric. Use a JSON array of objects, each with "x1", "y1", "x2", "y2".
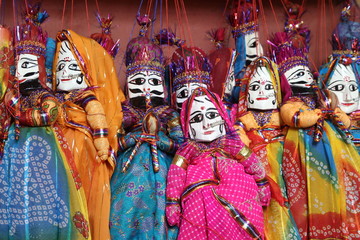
[
  {"x1": 166, "y1": 88, "x2": 269, "y2": 240},
  {"x1": 239, "y1": 110, "x2": 301, "y2": 240},
  {"x1": 0, "y1": 90, "x2": 90, "y2": 240},
  {"x1": 110, "y1": 103, "x2": 183, "y2": 240},
  {"x1": 281, "y1": 95, "x2": 360, "y2": 239}
]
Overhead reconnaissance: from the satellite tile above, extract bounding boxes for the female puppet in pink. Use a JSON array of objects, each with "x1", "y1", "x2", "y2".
[{"x1": 166, "y1": 87, "x2": 270, "y2": 240}]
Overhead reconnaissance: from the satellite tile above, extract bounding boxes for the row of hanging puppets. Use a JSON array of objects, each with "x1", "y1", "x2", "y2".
[{"x1": 0, "y1": 0, "x2": 360, "y2": 240}]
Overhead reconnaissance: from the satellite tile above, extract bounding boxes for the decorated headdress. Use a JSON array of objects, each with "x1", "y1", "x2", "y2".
[
  {"x1": 170, "y1": 45, "x2": 212, "y2": 92},
  {"x1": 125, "y1": 14, "x2": 164, "y2": 78},
  {"x1": 52, "y1": 30, "x2": 125, "y2": 151},
  {"x1": 14, "y1": 2, "x2": 50, "y2": 90},
  {"x1": 90, "y1": 13, "x2": 120, "y2": 58},
  {"x1": 269, "y1": 32, "x2": 309, "y2": 101},
  {"x1": 237, "y1": 56, "x2": 282, "y2": 115},
  {"x1": 228, "y1": 0, "x2": 259, "y2": 39},
  {"x1": 207, "y1": 28, "x2": 236, "y2": 102}
]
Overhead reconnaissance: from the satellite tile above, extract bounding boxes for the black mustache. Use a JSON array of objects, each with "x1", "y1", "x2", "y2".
[
  {"x1": 20, "y1": 79, "x2": 42, "y2": 96},
  {"x1": 128, "y1": 88, "x2": 164, "y2": 96},
  {"x1": 23, "y1": 71, "x2": 39, "y2": 77},
  {"x1": 129, "y1": 96, "x2": 165, "y2": 109},
  {"x1": 291, "y1": 81, "x2": 309, "y2": 85}
]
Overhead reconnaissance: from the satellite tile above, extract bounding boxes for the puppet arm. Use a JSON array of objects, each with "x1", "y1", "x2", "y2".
[
  {"x1": 166, "y1": 153, "x2": 188, "y2": 226},
  {"x1": 85, "y1": 99, "x2": 110, "y2": 162},
  {"x1": 281, "y1": 99, "x2": 322, "y2": 128}
]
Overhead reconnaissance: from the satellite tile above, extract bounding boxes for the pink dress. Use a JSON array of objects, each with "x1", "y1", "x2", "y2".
[{"x1": 166, "y1": 88, "x2": 270, "y2": 240}]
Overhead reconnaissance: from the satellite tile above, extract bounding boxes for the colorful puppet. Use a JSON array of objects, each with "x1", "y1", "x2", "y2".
[
  {"x1": 0, "y1": 4, "x2": 90, "y2": 239},
  {"x1": 237, "y1": 56, "x2": 301, "y2": 239},
  {"x1": 271, "y1": 32, "x2": 360, "y2": 239},
  {"x1": 109, "y1": 15, "x2": 183, "y2": 240},
  {"x1": 53, "y1": 28, "x2": 124, "y2": 240},
  {"x1": 166, "y1": 87, "x2": 270, "y2": 239},
  {"x1": 319, "y1": 4, "x2": 360, "y2": 153}
]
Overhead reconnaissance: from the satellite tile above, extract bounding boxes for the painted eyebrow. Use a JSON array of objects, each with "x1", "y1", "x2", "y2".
[
  {"x1": 327, "y1": 80, "x2": 344, "y2": 86},
  {"x1": 194, "y1": 98, "x2": 204, "y2": 103},
  {"x1": 190, "y1": 110, "x2": 201, "y2": 117},
  {"x1": 206, "y1": 107, "x2": 217, "y2": 111},
  {"x1": 19, "y1": 57, "x2": 37, "y2": 62},
  {"x1": 288, "y1": 69, "x2": 302, "y2": 79},
  {"x1": 129, "y1": 73, "x2": 146, "y2": 79}
]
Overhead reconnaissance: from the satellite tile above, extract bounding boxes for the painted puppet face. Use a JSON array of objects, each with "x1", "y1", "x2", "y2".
[
  {"x1": 245, "y1": 32, "x2": 263, "y2": 66},
  {"x1": 176, "y1": 83, "x2": 207, "y2": 110},
  {"x1": 56, "y1": 40, "x2": 87, "y2": 91},
  {"x1": 247, "y1": 66, "x2": 277, "y2": 110},
  {"x1": 189, "y1": 95, "x2": 225, "y2": 142},
  {"x1": 284, "y1": 65, "x2": 314, "y2": 89},
  {"x1": 127, "y1": 70, "x2": 164, "y2": 100},
  {"x1": 16, "y1": 53, "x2": 39, "y2": 83},
  {"x1": 224, "y1": 50, "x2": 236, "y2": 96},
  {"x1": 327, "y1": 63, "x2": 359, "y2": 113}
]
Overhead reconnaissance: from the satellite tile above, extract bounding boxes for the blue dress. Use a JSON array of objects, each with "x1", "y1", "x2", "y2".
[
  {"x1": 110, "y1": 103, "x2": 183, "y2": 240},
  {"x1": 0, "y1": 90, "x2": 90, "y2": 240}
]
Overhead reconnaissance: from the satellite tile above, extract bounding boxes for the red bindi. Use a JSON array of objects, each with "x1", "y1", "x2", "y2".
[{"x1": 201, "y1": 106, "x2": 205, "y2": 110}]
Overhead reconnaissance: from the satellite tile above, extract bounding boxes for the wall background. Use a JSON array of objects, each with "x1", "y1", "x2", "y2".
[{"x1": 0, "y1": 0, "x2": 352, "y2": 88}]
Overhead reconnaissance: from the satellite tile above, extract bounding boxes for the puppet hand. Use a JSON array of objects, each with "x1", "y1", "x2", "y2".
[
  {"x1": 94, "y1": 137, "x2": 110, "y2": 162},
  {"x1": 334, "y1": 108, "x2": 351, "y2": 128},
  {"x1": 166, "y1": 204, "x2": 181, "y2": 227}
]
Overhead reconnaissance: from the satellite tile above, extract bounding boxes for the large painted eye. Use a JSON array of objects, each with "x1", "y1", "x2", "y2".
[
  {"x1": 148, "y1": 78, "x2": 163, "y2": 86},
  {"x1": 21, "y1": 61, "x2": 37, "y2": 69},
  {"x1": 329, "y1": 84, "x2": 345, "y2": 91},
  {"x1": 57, "y1": 63, "x2": 65, "y2": 72},
  {"x1": 350, "y1": 84, "x2": 358, "y2": 92},
  {"x1": 205, "y1": 111, "x2": 219, "y2": 120},
  {"x1": 177, "y1": 89, "x2": 189, "y2": 98},
  {"x1": 129, "y1": 78, "x2": 146, "y2": 85},
  {"x1": 290, "y1": 71, "x2": 305, "y2": 80},
  {"x1": 265, "y1": 84, "x2": 274, "y2": 90},
  {"x1": 69, "y1": 63, "x2": 81, "y2": 71},
  {"x1": 249, "y1": 40, "x2": 257, "y2": 48},
  {"x1": 249, "y1": 84, "x2": 260, "y2": 91},
  {"x1": 189, "y1": 113, "x2": 203, "y2": 123}
]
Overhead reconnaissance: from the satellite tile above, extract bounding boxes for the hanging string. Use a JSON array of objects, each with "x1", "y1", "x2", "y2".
[
  {"x1": 70, "y1": 0, "x2": 74, "y2": 29},
  {"x1": 61, "y1": 0, "x2": 67, "y2": 29},
  {"x1": 268, "y1": 0, "x2": 281, "y2": 34},
  {"x1": 150, "y1": 0, "x2": 158, "y2": 39},
  {"x1": 223, "y1": 0, "x2": 230, "y2": 16},
  {"x1": 12, "y1": 0, "x2": 17, "y2": 27},
  {"x1": 159, "y1": 0, "x2": 163, "y2": 32},
  {"x1": 24, "y1": 0, "x2": 29, "y2": 15},
  {"x1": 84, "y1": 0, "x2": 90, "y2": 35},
  {"x1": 257, "y1": 0, "x2": 271, "y2": 54},
  {"x1": 95, "y1": 0, "x2": 100, "y2": 15}
]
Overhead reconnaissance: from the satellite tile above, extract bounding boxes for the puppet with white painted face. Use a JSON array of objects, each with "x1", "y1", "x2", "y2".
[
  {"x1": 271, "y1": 31, "x2": 360, "y2": 239},
  {"x1": 170, "y1": 46, "x2": 211, "y2": 111},
  {"x1": 53, "y1": 29, "x2": 125, "y2": 240},
  {"x1": 110, "y1": 16, "x2": 182, "y2": 240},
  {"x1": 166, "y1": 87, "x2": 270, "y2": 239},
  {"x1": 236, "y1": 56, "x2": 300, "y2": 240},
  {"x1": 0, "y1": 5, "x2": 91, "y2": 239}
]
